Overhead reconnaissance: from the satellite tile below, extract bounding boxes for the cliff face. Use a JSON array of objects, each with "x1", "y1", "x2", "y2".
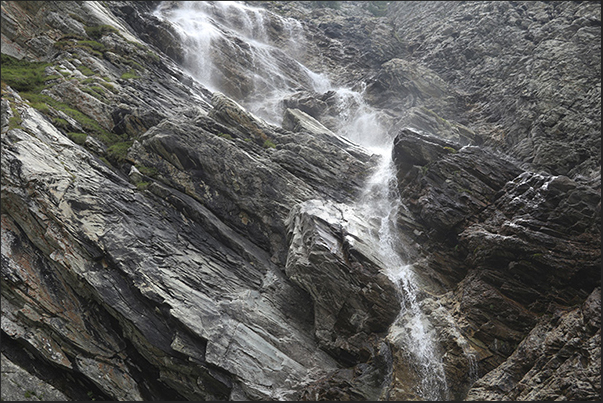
[{"x1": 1, "y1": 1, "x2": 600, "y2": 401}]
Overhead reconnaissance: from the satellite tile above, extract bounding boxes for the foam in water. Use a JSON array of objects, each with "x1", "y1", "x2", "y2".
[
  {"x1": 155, "y1": 1, "x2": 453, "y2": 399},
  {"x1": 357, "y1": 149, "x2": 449, "y2": 400}
]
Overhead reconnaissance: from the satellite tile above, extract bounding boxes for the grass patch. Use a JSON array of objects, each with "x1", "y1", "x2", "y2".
[
  {"x1": 145, "y1": 51, "x2": 160, "y2": 63},
  {"x1": 19, "y1": 92, "x2": 120, "y2": 144},
  {"x1": 136, "y1": 164, "x2": 157, "y2": 177},
  {"x1": 107, "y1": 141, "x2": 134, "y2": 162},
  {"x1": 85, "y1": 24, "x2": 118, "y2": 39},
  {"x1": 123, "y1": 58, "x2": 145, "y2": 72},
  {"x1": 89, "y1": 85, "x2": 106, "y2": 94},
  {"x1": 77, "y1": 65, "x2": 95, "y2": 76},
  {"x1": 29, "y1": 100, "x2": 50, "y2": 114},
  {"x1": 135, "y1": 181, "x2": 150, "y2": 191},
  {"x1": 52, "y1": 117, "x2": 70, "y2": 129},
  {"x1": 82, "y1": 86, "x2": 105, "y2": 100},
  {"x1": 217, "y1": 132, "x2": 233, "y2": 140},
  {"x1": 100, "y1": 81, "x2": 116, "y2": 92},
  {"x1": 68, "y1": 12, "x2": 85, "y2": 24},
  {"x1": 77, "y1": 40, "x2": 106, "y2": 52},
  {"x1": 0, "y1": 54, "x2": 52, "y2": 92},
  {"x1": 120, "y1": 70, "x2": 140, "y2": 80},
  {"x1": 67, "y1": 132, "x2": 88, "y2": 145},
  {"x1": 263, "y1": 139, "x2": 276, "y2": 149},
  {"x1": 8, "y1": 115, "x2": 23, "y2": 130}
]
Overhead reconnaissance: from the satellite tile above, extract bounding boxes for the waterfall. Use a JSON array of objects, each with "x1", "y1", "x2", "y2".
[
  {"x1": 155, "y1": 1, "x2": 449, "y2": 399},
  {"x1": 356, "y1": 147, "x2": 449, "y2": 401},
  {"x1": 154, "y1": 1, "x2": 328, "y2": 125}
]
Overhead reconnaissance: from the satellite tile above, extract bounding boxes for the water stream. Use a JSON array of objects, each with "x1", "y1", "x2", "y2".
[{"x1": 155, "y1": 1, "x2": 449, "y2": 399}]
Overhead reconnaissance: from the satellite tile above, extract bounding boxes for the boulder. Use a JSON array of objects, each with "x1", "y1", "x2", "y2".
[{"x1": 285, "y1": 199, "x2": 400, "y2": 363}]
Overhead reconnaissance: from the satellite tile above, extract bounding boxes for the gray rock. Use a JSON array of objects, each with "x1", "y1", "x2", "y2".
[
  {"x1": 1, "y1": 1, "x2": 600, "y2": 401},
  {"x1": 1, "y1": 354, "x2": 69, "y2": 402},
  {"x1": 465, "y1": 287, "x2": 601, "y2": 401},
  {"x1": 282, "y1": 107, "x2": 334, "y2": 137},
  {"x1": 285, "y1": 199, "x2": 400, "y2": 362}
]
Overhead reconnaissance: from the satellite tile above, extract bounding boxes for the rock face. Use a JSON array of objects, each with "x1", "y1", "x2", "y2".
[
  {"x1": 1, "y1": 0, "x2": 600, "y2": 402},
  {"x1": 388, "y1": 126, "x2": 600, "y2": 400},
  {"x1": 385, "y1": 1, "x2": 601, "y2": 179},
  {"x1": 285, "y1": 200, "x2": 399, "y2": 363}
]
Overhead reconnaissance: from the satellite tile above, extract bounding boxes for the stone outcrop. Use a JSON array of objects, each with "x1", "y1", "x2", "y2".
[
  {"x1": 466, "y1": 287, "x2": 601, "y2": 401},
  {"x1": 386, "y1": 1, "x2": 601, "y2": 179},
  {"x1": 1, "y1": 0, "x2": 600, "y2": 401},
  {"x1": 389, "y1": 126, "x2": 600, "y2": 400},
  {"x1": 285, "y1": 200, "x2": 399, "y2": 363}
]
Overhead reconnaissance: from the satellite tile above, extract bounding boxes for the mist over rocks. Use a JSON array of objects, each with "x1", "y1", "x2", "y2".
[{"x1": 1, "y1": 0, "x2": 600, "y2": 401}]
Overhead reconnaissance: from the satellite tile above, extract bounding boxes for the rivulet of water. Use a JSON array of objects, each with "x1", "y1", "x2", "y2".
[
  {"x1": 155, "y1": 1, "x2": 450, "y2": 399},
  {"x1": 356, "y1": 146, "x2": 449, "y2": 401}
]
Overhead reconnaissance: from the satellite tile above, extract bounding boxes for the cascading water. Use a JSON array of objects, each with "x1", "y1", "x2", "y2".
[
  {"x1": 154, "y1": 1, "x2": 328, "y2": 125},
  {"x1": 357, "y1": 149, "x2": 449, "y2": 400},
  {"x1": 155, "y1": 1, "x2": 449, "y2": 399}
]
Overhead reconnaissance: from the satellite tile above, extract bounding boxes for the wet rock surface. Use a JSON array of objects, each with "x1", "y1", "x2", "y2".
[
  {"x1": 390, "y1": 125, "x2": 600, "y2": 399},
  {"x1": 285, "y1": 200, "x2": 399, "y2": 363},
  {"x1": 1, "y1": 0, "x2": 601, "y2": 401}
]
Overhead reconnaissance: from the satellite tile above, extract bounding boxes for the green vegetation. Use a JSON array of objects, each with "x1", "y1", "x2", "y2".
[
  {"x1": 122, "y1": 58, "x2": 145, "y2": 72},
  {"x1": 75, "y1": 40, "x2": 106, "y2": 57},
  {"x1": 217, "y1": 132, "x2": 233, "y2": 140},
  {"x1": 85, "y1": 24, "x2": 118, "y2": 39},
  {"x1": 68, "y1": 132, "x2": 88, "y2": 145},
  {"x1": 100, "y1": 81, "x2": 116, "y2": 92},
  {"x1": 135, "y1": 181, "x2": 150, "y2": 191},
  {"x1": 68, "y1": 12, "x2": 85, "y2": 24},
  {"x1": 0, "y1": 54, "x2": 58, "y2": 92},
  {"x1": 77, "y1": 40, "x2": 105, "y2": 52},
  {"x1": 120, "y1": 70, "x2": 140, "y2": 80},
  {"x1": 77, "y1": 65, "x2": 95, "y2": 76},
  {"x1": 443, "y1": 146, "x2": 457, "y2": 154},
  {"x1": 52, "y1": 117, "x2": 70, "y2": 129},
  {"x1": 136, "y1": 164, "x2": 157, "y2": 177},
  {"x1": 107, "y1": 141, "x2": 134, "y2": 162},
  {"x1": 82, "y1": 86, "x2": 106, "y2": 100},
  {"x1": 18, "y1": 92, "x2": 115, "y2": 140},
  {"x1": 263, "y1": 139, "x2": 276, "y2": 149},
  {"x1": 8, "y1": 115, "x2": 23, "y2": 130},
  {"x1": 145, "y1": 51, "x2": 160, "y2": 63}
]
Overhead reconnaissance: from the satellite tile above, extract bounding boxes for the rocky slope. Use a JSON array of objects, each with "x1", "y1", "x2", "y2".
[{"x1": 1, "y1": 1, "x2": 600, "y2": 401}]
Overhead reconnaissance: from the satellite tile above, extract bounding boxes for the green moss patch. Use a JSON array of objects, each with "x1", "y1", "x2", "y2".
[
  {"x1": 67, "y1": 132, "x2": 88, "y2": 145},
  {"x1": 85, "y1": 24, "x2": 119, "y2": 39},
  {"x1": 263, "y1": 139, "x2": 276, "y2": 149},
  {"x1": 0, "y1": 54, "x2": 54, "y2": 93},
  {"x1": 120, "y1": 70, "x2": 140, "y2": 80},
  {"x1": 107, "y1": 141, "x2": 134, "y2": 162}
]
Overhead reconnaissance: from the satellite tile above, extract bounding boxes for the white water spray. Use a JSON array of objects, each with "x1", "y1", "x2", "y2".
[
  {"x1": 155, "y1": 1, "x2": 450, "y2": 399},
  {"x1": 155, "y1": 1, "x2": 328, "y2": 125},
  {"x1": 356, "y1": 145, "x2": 449, "y2": 401}
]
